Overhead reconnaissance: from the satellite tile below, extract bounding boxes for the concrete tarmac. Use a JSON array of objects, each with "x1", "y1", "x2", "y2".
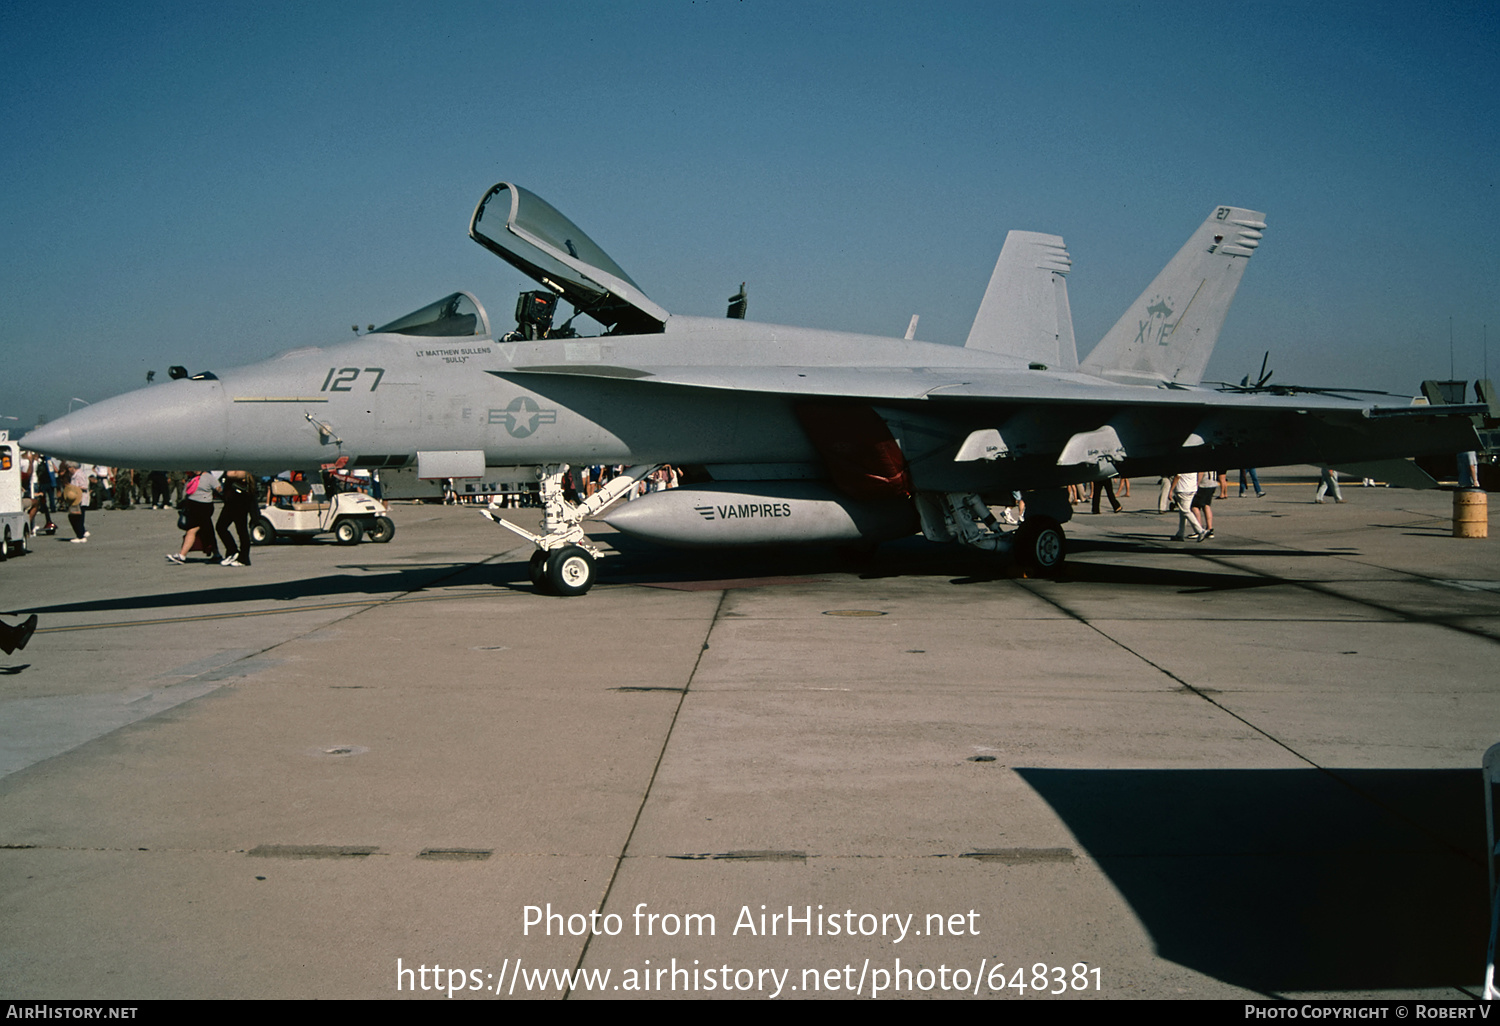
[{"x1": 1, "y1": 471, "x2": 1496, "y2": 1000}]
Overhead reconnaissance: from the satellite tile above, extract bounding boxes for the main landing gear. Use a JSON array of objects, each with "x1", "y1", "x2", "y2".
[
  {"x1": 914, "y1": 489, "x2": 1069, "y2": 578},
  {"x1": 483, "y1": 463, "x2": 660, "y2": 596},
  {"x1": 1012, "y1": 516, "x2": 1066, "y2": 575}
]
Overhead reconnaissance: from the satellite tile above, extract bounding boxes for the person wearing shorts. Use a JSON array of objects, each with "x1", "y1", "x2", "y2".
[{"x1": 1191, "y1": 470, "x2": 1216, "y2": 538}]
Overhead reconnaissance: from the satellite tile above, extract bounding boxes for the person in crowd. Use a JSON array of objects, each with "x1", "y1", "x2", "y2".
[
  {"x1": 1314, "y1": 467, "x2": 1344, "y2": 504},
  {"x1": 85, "y1": 466, "x2": 102, "y2": 511},
  {"x1": 1091, "y1": 476, "x2": 1122, "y2": 514},
  {"x1": 167, "y1": 470, "x2": 220, "y2": 563},
  {"x1": 215, "y1": 470, "x2": 258, "y2": 566},
  {"x1": 112, "y1": 468, "x2": 137, "y2": 509},
  {"x1": 42, "y1": 456, "x2": 59, "y2": 513},
  {"x1": 1458, "y1": 451, "x2": 1480, "y2": 489},
  {"x1": 149, "y1": 470, "x2": 170, "y2": 509},
  {"x1": 1170, "y1": 472, "x2": 1205, "y2": 542},
  {"x1": 1192, "y1": 469, "x2": 1216, "y2": 538},
  {"x1": 61, "y1": 462, "x2": 91, "y2": 542},
  {"x1": 24, "y1": 452, "x2": 58, "y2": 536},
  {"x1": 1000, "y1": 490, "x2": 1024, "y2": 524}
]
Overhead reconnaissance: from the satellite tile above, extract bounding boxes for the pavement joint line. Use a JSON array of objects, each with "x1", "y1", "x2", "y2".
[
  {"x1": 1023, "y1": 556, "x2": 1490, "y2": 872},
  {"x1": 1192, "y1": 551, "x2": 1500, "y2": 647},
  {"x1": 212, "y1": 549, "x2": 524, "y2": 681},
  {"x1": 1, "y1": 846, "x2": 1177, "y2": 860},
  {"x1": 1017, "y1": 579, "x2": 1323, "y2": 772},
  {"x1": 1021, "y1": 581, "x2": 1487, "y2": 875},
  {"x1": 1088, "y1": 509, "x2": 1499, "y2": 641},
  {"x1": 566, "y1": 588, "x2": 729, "y2": 998},
  {"x1": 0, "y1": 844, "x2": 593, "y2": 857},
  {"x1": 0, "y1": 552, "x2": 524, "y2": 783}
]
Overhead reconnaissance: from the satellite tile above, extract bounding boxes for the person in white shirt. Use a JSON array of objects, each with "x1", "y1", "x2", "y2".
[{"x1": 1170, "y1": 473, "x2": 1205, "y2": 542}]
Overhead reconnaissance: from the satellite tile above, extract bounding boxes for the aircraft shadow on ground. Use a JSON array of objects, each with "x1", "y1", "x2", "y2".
[
  {"x1": 596, "y1": 535, "x2": 881, "y2": 585},
  {"x1": 20, "y1": 564, "x2": 482, "y2": 616},
  {"x1": 1069, "y1": 536, "x2": 1349, "y2": 561},
  {"x1": 18, "y1": 534, "x2": 1380, "y2": 615},
  {"x1": 595, "y1": 535, "x2": 1305, "y2": 594},
  {"x1": 1014, "y1": 767, "x2": 1489, "y2": 992}
]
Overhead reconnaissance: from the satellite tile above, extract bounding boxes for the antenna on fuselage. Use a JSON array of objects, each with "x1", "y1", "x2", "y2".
[{"x1": 727, "y1": 283, "x2": 747, "y2": 319}]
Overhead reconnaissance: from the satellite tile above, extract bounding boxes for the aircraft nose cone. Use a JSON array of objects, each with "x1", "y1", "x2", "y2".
[
  {"x1": 21, "y1": 379, "x2": 230, "y2": 468},
  {"x1": 19, "y1": 419, "x2": 71, "y2": 455}
]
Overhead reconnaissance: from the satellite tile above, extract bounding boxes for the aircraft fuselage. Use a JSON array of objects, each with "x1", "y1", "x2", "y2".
[
  {"x1": 26, "y1": 315, "x2": 1044, "y2": 475},
  {"x1": 24, "y1": 312, "x2": 1479, "y2": 494},
  {"x1": 19, "y1": 184, "x2": 1488, "y2": 595}
]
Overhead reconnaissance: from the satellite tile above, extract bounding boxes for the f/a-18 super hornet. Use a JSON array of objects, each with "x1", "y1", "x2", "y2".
[{"x1": 23, "y1": 183, "x2": 1489, "y2": 594}]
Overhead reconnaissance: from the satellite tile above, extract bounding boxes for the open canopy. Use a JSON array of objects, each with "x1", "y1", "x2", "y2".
[{"x1": 469, "y1": 182, "x2": 667, "y2": 335}]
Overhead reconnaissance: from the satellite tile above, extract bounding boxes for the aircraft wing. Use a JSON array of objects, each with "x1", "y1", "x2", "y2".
[
  {"x1": 489, "y1": 360, "x2": 1417, "y2": 411},
  {"x1": 489, "y1": 361, "x2": 1480, "y2": 491}
]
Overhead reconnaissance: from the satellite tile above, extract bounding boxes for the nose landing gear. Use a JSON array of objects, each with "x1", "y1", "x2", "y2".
[
  {"x1": 524, "y1": 544, "x2": 596, "y2": 596},
  {"x1": 483, "y1": 463, "x2": 660, "y2": 596}
]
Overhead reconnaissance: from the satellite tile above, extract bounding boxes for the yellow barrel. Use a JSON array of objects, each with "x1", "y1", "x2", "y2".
[{"x1": 1453, "y1": 489, "x2": 1488, "y2": 538}]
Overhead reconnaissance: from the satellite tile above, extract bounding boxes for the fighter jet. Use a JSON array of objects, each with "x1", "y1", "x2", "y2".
[{"x1": 23, "y1": 184, "x2": 1488, "y2": 595}]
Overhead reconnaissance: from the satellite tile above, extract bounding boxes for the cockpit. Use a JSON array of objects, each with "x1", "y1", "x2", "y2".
[
  {"x1": 372, "y1": 184, "x2": 675, "y2": 345},
  {"x1": 372, "y1": 291, "x2": 490, "y2": 338}
]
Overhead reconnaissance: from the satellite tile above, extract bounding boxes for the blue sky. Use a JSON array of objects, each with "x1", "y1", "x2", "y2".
[{"x1": 2, "y1": 0, "x2": 1496, "y2": 428}]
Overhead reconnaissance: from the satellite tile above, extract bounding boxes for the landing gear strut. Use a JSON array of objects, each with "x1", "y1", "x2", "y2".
[
  {"x1": 482, "y1": 463, "x2": 660, "y2": 596},
  {"x1": 914, "y1": 489, "x2": 1069, "y2": 577}
]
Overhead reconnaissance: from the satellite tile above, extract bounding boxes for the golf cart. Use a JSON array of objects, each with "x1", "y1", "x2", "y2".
[{"x1": 251, "y1": 479, "x2": 394, "y2": 546}]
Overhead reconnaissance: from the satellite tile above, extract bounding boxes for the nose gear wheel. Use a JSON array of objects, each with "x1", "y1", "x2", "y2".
[{"x1": 480, "y1": 463, "x2": 660, "y2": 596}]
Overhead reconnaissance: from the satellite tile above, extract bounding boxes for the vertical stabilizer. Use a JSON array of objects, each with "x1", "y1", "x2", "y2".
[
  {"x1": 1080, "y1": 206, "x2": 1266, "y2": 385},
  {"x1": 965, "y1": 231, "x2": 1077, "y2": 370}
]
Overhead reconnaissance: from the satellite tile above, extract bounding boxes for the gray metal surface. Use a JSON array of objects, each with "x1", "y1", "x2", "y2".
[{"x1": 19, "y1": 188, "x2": 1478, "y2": 497}]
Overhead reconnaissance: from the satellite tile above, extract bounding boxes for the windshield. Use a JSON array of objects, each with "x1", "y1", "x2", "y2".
[{"x1": 372, "y1": 292, "x2": 490, "y2": 337}]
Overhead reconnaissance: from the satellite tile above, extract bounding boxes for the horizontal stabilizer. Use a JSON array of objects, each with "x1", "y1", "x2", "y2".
[
  {"x1": 966, "y1": 231, "x2": 1077, "y2": 370},
  {"x1": 1081, "y1": 206, "x2": 1265, "y2": 386}
]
